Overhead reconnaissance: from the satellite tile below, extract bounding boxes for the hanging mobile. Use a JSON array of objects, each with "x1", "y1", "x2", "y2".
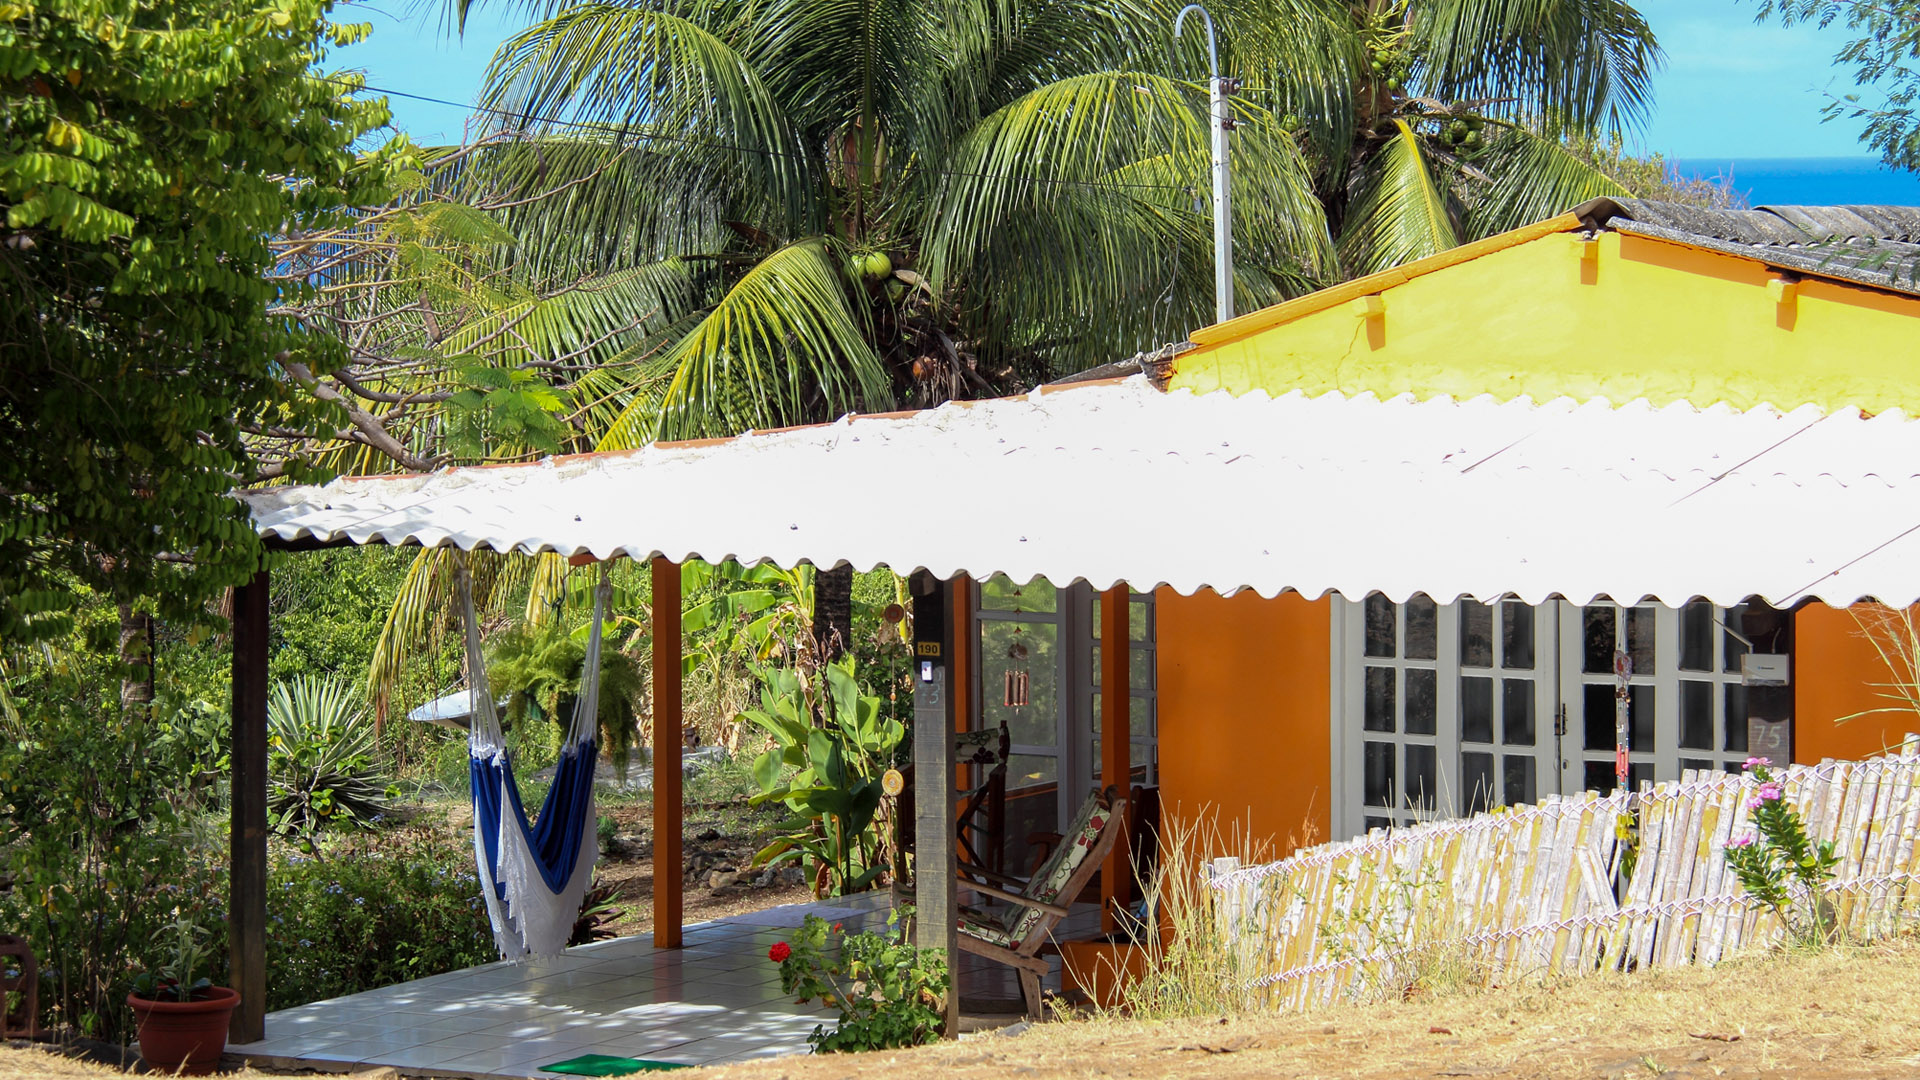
[{"x1": 1004, "y1": 629, "x2": 1031, "y2": 708}]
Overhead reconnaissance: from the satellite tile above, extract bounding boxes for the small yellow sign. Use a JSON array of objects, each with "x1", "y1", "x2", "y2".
[{"x1": 915, "y1": 641, "x2": 942, "y2": 657}]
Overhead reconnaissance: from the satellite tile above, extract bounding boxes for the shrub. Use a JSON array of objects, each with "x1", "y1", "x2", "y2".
[
  {"x1": 773, "y1": 911, "x2": 946, "y2": 1052},
  {"x1": 0, "y1": 679, "x2": 224, "y2": 1042},
  {"x1": 1724, "y1": 757, "x2": 1841, "y2": 946},
  {"x1": 267, "y1": 834, "x2": 496, "y2": 1009}
]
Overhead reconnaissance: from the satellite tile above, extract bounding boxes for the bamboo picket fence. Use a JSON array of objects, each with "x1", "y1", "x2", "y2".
[{"x1": 1205, "y1": 736, "x2": 1920, "y2": 1010}]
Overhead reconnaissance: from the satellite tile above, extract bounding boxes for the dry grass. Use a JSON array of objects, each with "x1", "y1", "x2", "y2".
[
  {"x1": 689, "y1": 935, "x2": 1920, "y2": 1080},
  {"x1": 0, "y1": 1043, "x2": 283, "y2": 1078},
  {"x1": 0, "y1": 936, "x2": 1912, "y2": 1078}
]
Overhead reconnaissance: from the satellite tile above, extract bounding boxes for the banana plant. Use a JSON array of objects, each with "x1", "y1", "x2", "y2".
[{"x1": 743, "y1": 658, "x2": 904, "y2": 896}]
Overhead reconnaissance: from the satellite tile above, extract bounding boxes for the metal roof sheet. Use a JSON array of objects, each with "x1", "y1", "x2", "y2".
[
  {"x1": 1606, "y1": 200, "x2": 1920, "y2": 297},
  {"x1": 243, "y1": 378, "x2": 1920, "y2": 607}
]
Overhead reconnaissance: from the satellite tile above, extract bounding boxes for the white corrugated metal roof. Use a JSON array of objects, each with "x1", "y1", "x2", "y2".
[{"x1": 243, "y1": 377, "x2": 1920, "y2": 607}]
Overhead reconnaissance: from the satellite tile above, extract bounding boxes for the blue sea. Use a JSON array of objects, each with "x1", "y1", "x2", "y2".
[{"x1": 1669, "y1": 157, "x2": 1920, "y2": 208}]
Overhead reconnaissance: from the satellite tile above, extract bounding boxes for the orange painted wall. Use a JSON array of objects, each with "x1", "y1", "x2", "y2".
[
  {"x1": 1796, "y1": 603, "x2": 1920, "y2": 763},
  {"x1": 1155, "y1": 587, "x2": 1331, "y2": 858}
]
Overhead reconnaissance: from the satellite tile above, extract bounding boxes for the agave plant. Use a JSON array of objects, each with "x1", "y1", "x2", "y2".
[{"x1": 267, "y1": 676, "x2": 395, "y2": 848}]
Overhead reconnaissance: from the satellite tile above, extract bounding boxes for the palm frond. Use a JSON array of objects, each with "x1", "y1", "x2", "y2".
[
  {"x1": 1465, "y1": 125, "x2": 1633, "y2": 237},
  {"x1": 1210, "y1": 0, "x2": 1368, "y2": 186},
  {"x1": 478, "y1": 4, "x2": 815, "y2": 235},
  {"x1": 1338, "y1": 119, "x2": 1462, "y2": 276},
  {"x1": 1413, "y1": 0, "x2": 1662, "y2": 134},
  {"x1": 600, "y1": 238, "x2": 890, "y2": 447}
]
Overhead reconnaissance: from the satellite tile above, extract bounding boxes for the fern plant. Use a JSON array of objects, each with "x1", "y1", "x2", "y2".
[{"x1": 485, "y1": 620, "x2": 645, "y2": 778}]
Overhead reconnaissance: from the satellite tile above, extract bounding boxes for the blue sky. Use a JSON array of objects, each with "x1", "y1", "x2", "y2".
[{"x1": 336, "y1": 0, "x2": 1884, "y2": 159}]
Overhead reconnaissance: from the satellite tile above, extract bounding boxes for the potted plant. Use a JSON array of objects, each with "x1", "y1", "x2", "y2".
[{"x1": 127, "y1": 915, "x2": 238, "y2": 1075}]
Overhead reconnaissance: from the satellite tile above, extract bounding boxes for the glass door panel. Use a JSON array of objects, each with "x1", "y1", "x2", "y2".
[{"x1": 1338, "y1": 595, "x2": 1558, "y2": 840}]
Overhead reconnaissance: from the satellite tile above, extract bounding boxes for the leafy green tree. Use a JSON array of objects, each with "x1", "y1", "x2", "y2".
[
  {"x1": 1748, "y1": 0, "x2": 1919, "y2": 172},
  {"x1": 0, "y1": 0, "x2": 404, "y2": 645}
]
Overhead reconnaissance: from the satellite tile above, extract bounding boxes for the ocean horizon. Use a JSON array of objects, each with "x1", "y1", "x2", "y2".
[{"x1": 1668, "y1": 157, "x2": 1920, "y2": 208}]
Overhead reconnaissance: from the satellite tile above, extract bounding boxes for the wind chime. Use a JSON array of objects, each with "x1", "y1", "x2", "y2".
[{"x1": 1004, "y1": 629, "x2": 1031, "y2": 708}]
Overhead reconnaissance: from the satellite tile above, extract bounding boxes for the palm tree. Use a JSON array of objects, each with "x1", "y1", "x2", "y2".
[
  {"x1": 1219, "y1": 0, "x2": 1660, "y2": 276},
  {"x1": 449, "y1": 0, "x2": 1658, "y2": 434},
  {"x1": 452, "y1": 0, "x2": 1331, "y2": 440}
]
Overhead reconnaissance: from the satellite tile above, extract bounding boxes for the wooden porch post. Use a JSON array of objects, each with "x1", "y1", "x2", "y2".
[
  {"x1": 651, "y1": 556, "x2": 683, "y2": 949},
  {"x1": 909, "y1": 571, "x2": 959, "y2": 1036},
  {"x1": 1099, "y1": 586, "x2": 1131, "y2": 933},
  {"x1": 229, "y1": 569, "x2": 269, "y2": 1043}
]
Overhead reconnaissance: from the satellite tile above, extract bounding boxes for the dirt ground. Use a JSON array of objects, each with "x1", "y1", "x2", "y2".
[
  {"x1": 417, "y1": 790, "x2": 814, "y2": 940},
  {"x1": 686, "y1": 935, "x2": 1920, "y2": 1080},
  {"x1": 591, "y1": 799, "x2": 814, "y2": 936},
  {"x1": 2, "y1": 934, "x2": 1916, "y2": 1078}
]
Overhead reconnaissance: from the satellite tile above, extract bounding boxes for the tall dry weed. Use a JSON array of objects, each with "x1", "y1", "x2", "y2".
[{"x1": 1106, "y1": 809, "x2": 1277, "y2": 1018}]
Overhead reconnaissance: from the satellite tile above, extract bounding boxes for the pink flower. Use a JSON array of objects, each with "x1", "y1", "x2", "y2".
[
  {"x1": 769, "y1": 941, "x2": 791, "y2": 963},
  {"x1": 1743, "y1": 756, "x2": 1772, "y2": 771},
  {"x1": 1745, "y1": 795, "x2": 1764, "y2": 811},
  {"x1": 1758, "y1": 782, "x2": 1784, "y2": 802},
  {"x1": 1727, "y1": 833, "x2": 1756, "y2": 849}
]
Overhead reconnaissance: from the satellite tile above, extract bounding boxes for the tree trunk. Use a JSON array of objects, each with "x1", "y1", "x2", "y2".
[
  {"x1": 812, "y1": 563, "x2": 855, "y2": 665},
  {"x1": 117, "y1": 603, "x2": 154, "y2": 710}
]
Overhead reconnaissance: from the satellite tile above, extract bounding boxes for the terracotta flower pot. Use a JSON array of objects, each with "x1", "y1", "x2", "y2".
[{"x1": 127, "y1": 986, "x2": 239, "y2": 1076}]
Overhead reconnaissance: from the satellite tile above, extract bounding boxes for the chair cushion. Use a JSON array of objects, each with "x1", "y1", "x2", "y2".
[
  {"x1": 1004, "y1": 797, "x2": 1109, "y2": 944},
  {"x1": 957, "y1": 903, "x2": 1020, "y2": 947}
]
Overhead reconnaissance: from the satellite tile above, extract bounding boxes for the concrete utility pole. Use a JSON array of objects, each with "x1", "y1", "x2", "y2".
[{"x1": 1175, "y1": 4, "x2": 1236, "y2": 323}]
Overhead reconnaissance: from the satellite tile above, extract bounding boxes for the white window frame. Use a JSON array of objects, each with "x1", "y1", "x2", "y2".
[
  {"x1": 1334, "y1": 596, "x2": 1774, "y2": 841},
  {"x1": 1332, "y1": 595, "x2": 1558, "y2": 840},
  {"x1": 975, "y1": 580, "x2": 1157, "y2": 835}
]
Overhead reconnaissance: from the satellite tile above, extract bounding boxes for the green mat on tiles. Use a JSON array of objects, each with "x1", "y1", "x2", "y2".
[{"x1": 539, "y1": 1053, "x2": 690, "y2": 1076}]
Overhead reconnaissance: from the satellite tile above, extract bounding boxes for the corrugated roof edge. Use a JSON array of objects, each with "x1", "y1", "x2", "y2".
[
  {"x1": 242, "y1": 523, "x2": 1912, "y2": 611},
  {"x1": 243, "y1": 377, "x2": 1136, "y2": 493},
  {"x1": 1607, "y1": 217, "x2": 1920, "y2": 299}
]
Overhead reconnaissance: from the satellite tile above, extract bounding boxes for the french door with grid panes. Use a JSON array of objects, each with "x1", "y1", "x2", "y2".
[
  {"x1": 1561, "y1": 600, "x2": 1770, "y2": 794},
  {"x1": 1336, "y1": 595, "x2": 1557, "y2": 837},
  {"x1": 1086, "y1": 588, "x2": 1158, "y2": 795},
  {"x1": 1337, "y1": 596, "x2": 1785, "y2": 839}
]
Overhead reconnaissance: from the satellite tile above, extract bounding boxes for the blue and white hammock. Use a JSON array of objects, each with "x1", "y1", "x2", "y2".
[{"x1": 456, "y1": 557, "x2": 603, "y2": 959}]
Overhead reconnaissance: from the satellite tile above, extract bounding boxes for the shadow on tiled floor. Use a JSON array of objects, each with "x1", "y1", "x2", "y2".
[{"x1": 229, "y1": 889, "x2": 1102, "y2": 1078}]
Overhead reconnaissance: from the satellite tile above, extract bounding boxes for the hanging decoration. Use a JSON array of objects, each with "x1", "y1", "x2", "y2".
[{"x1": 1003, "y1": 634, "x2": 1030, "y2": 708}]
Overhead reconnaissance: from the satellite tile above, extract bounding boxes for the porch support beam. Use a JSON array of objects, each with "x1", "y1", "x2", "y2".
[
  {"x1": 1099, "y1": 585, "x2": 1131, "y2": 933},
  {"x1": 229, "y1": 569, "x2": 270, "y2": 1044},
  {"x1": 651, "y1": 556, "x2": 683, "y2": 949},
  {"x1": 909, "y1": 571, "x2": 960, "y2": 1036}
]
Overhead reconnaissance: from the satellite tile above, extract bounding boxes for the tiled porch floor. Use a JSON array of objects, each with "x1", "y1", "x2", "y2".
[{"x1": 229, "y1": 891, "x2": 1102, "y2": 1078}]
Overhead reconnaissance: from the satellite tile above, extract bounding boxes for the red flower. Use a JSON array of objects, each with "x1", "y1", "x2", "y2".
[
  {"x1": 768, "y1": 941, "x2": 792, "y2": 963},
  {"x1": 831, "y1": 923, "x2": 843, "y2": 933}
]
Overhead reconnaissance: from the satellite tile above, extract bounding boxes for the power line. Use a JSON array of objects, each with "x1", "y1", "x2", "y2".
[{"x1": 333, "y1": 75, "x2": 1206, "y2": 195}]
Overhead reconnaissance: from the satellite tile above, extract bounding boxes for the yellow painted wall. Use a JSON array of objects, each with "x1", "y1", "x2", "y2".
[
  {"x1": 1155, "y1": 588, "x2": 1331, "y2": 857},
  {"x1": 1796, "y1": 603, "x2": 1920, "y2": 763},
  {"x1": 1175, "y1": 230, "x2": 1920, "y2": 415}
]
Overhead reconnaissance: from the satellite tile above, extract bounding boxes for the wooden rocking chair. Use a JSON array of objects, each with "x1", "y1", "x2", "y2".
[{"x1": 955, "y1": 785, "x2": 1129, "y2": 1018}]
